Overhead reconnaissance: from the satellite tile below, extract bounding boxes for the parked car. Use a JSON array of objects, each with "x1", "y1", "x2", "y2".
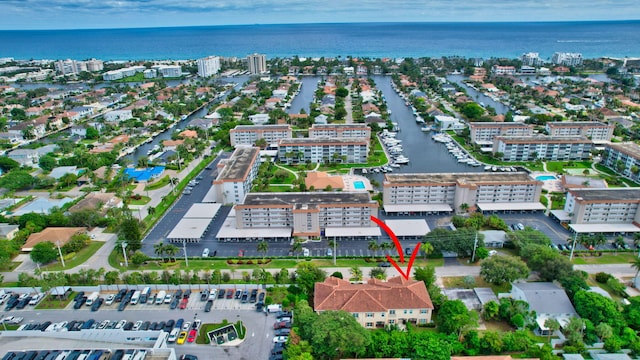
[
  {"x1": 104, "y1": 294, "x2": 115, "y2": 305},
  {"x1": 217, "y1": 289, "x2": 225, "y2": 299},
  {"x1": 226, "y1": 289, "x2": 234, "y2": 299},
  {"x1": 273, "y1": 336, "x2": 288, "y2": 343},
  {"x1": 90, "y1": 298, "x2": 104, "y2": 312},
  {"x1": 132, "y1": 320, "x2": 143, "y2": 331},
  {"x1": 377, "y1": 262, "x2": 391, "y2": 268},
  {"x1": 177, "y1": 331, "x2": 188, "y2": 345},
  {"x1": 249, "y1": 289, "x2": 258, "y2": 303},
  {"x1": 258, "y1": 292, "x2": 265, "y2": 302},
  {"x1": 179, "y1": 298, "x2": 188, "y2": 310},
  {"x1": 273, "y1": 321, "x2": 291, "y2": 330},
  {"x1": 187, "y1": 329, "x2": 197, "y2": 343},
  {"x1": 275, "y1": 328, "x2": 291, "y2": 336},
  {"x1": 167, "y1": 328, "x2": 179, "y2": 343},
  {"x1": 204, "y1": 300, "x2": 213, "y2": 312},
  {"x1": 199, "y1": 290, "x2": 209, "y2": 301}
]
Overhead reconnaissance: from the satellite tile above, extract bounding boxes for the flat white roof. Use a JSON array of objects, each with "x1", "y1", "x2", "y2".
[
  {"x1": 202, "y1": 185, "x2": 217, "y2": 203},
  {"x1": 167, "y1": 218, "x2": 212, "y2": 239},
  {"x1": 550, "y1": 209, "x2": 572, "y2": 221},
  {"x1": 384, "y1": 204, "x2": 453, "y2": 213},
  {"x1": 184, "y1": 203, "x2": 221, "y2": 219},
  {"x1": 569, "y1": 223, "x2": 640, "y2": 233},
  {"x1": 216, "y1": 215, "x2": 291, "y2": 239},
  {"x1": 324, "y1": 227, "x2": 381, "y2": 237},
  {"x1": 384, "y1": 219, "x2": 431, "y2": 237},
  {"x1": 477, "y1": 202, "x2": 546, "y2": 211}
]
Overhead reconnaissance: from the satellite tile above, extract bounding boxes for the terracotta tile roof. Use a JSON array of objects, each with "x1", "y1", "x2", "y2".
[
  {"x1": 179, "y1": 130, "x2": 198, "y2": 138},
  {"x1": 162, "y1": 139, "x2": 184, "y2": 147},
  {"x1": 304, "y1": 171, "x2": 344, "y2": 190},
  {"x1": 314, "y1": 276, "x2": 433, "y2": 312}
]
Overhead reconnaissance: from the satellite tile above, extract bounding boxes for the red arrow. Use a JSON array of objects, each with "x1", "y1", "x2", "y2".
[
  {"x1": 370, "y1": 215, "x2": 404, "y2": 263},
  {"x1": 370, "y1": 215, "x2": 420, "y2": 280},
  {"x1": 386, "y1": 243, "x2": 420, "y2": 281}
]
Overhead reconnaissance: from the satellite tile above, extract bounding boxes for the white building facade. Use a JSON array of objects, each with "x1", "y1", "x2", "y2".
[
  {"x1": 230, "y1": 125, "x2": 292, "y2": 147},
  {"x1": 545, "y1": 121, "x2": 614, "y2": 143},
  {"x1": 493, "y1": 135, "x2": 593, "y2": 161},
  {"x1": 278, "y1": 137, "x2": 369, "y2": 165},
  {"x1": 309, "y1": 124, "x2": 371, "y2": 139},
  {"x1": 197, "y1": 56, "x2": 221, "y2": 78},
  {"x1": 211, "y1": 147, "x2": 261, "y2": 205}
]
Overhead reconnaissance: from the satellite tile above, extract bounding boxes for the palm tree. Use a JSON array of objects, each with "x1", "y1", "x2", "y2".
[
  {"x1": 350, "y1": 266, "x2": 363, "y2": 282},
  {"x1": 328, "y1": 240, "x2": 338, "y2": 265},
  {"x1": 154, "y1": 243, "x2": 166, "y2": 262},
  {"x1": 164, "y1": 244, "x2": 179, "y2": 262},
  {"x1": 544, "y1": 318, "x2": 560, "y2": 342},
  {"x1": 368, "y1": 240, "x2": 379, "y2": 257},
  {"x1": 459, "y1": 203, "x2": 470, "y2": 213},
  {"x1": 257, "y1": 240, "x2": 269, "y2": 261},
  {"x1": 631, "y1": 257, "x2": 640, "y2": 279},
  {"x1": 291, "y1": 240, "x2": 302, "y2": 260},
  {"x1": 380, "y1": 242, "x2": 394, "y2": 256},
  {"x1": 420, "y1": 242, "x2": 434, "y2": 260}
]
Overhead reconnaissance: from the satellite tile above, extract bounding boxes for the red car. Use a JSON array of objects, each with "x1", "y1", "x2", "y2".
[
  {"x1": 179, "y1": 298, "x2": 188, "y2": 310},
  {"x1": 273, "y1": 321, "x2": 291, "y2": 330},
  {"x1": 187, "y1": 329, "x2": 197, "y2": 343},
  {"x1": 226, "y1": 289, "x2": 234, "y2": 299}
]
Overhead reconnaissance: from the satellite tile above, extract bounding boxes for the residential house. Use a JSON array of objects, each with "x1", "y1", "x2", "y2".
[
  {"x1": 249, "y1": 114, "x2": 270, "y2": 125},
  {"x1": 68, "y1": 192, "x2": 122, "y2": 214},
  {"x1": 0, "y1": 224, "x2": 19, "y2": 240},
  {"x1": 162, "y1": 139, "x2": 184, "y2": 151},
  {"x1": 7, "y1": 148, "x2": 39, "y2": 166},
  {"x1": 22, "y1": 227, "x2": 88, "y2": 252},
  {"x1": 104, "y1": 109, "x2": 133, "y2": 123},
  {"x1": 508, "y1": 282, "x2": 578, "y2": 335},
  {"x1": 314, "y1": 276, "x2": 434, "y2": 328}
]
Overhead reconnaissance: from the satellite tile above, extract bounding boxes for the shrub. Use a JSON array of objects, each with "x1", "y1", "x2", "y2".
[
  {"x1": 236, "y1": 260, "x2": 244, "y2": 265},
  {"x1": 226, "y1": 259, "x2": 236, "y2": 265},
  {"x1": 246, "y1": 260, "x2": 254, "y2": 265},
  {"x1": 595, "y1": 272, "x2": 613, "y2": 284}
]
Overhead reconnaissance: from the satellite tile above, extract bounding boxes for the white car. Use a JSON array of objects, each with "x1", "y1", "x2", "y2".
[
  {"x1": 115, "y1": 320, "x2": 127, "y2": 329},
  {"x1": 167, "y1": 328, "x2": 179, "y2": 343},
  {"x1": 104, "y1": 294, "x2": 115, "y2": 305},
  {"x1": 132, "y1": 320, "x2": 143, "y2": 331},
  {"x1": 98, "y1": 320, "x2": 110, "y2": 329},
  {"x1": 273, "y1": 336, "x2": 289, "y2": 343},
  {"x1": 182, "y1": 322, "x2": 191, "y2": 331},
  {"x1": 488, "y1": 250, "x2": 498, "y2": 256},
  {"x1": 2, "y1": 316, "x2": 23, "y2": 324},
  {"x1": 302, "y1": 248, "x2": 310, "y2": 257}
]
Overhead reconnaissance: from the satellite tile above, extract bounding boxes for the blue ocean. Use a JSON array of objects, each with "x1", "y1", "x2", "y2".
[{"x1": 0, "y1": 21, "x2": 638, "y2": 61}]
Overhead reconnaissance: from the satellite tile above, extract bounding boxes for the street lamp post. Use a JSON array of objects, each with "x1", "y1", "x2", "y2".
[
  {"x1": 122, "y1": 242, "x2": 129, "y2": 268},
  {"x1": 56, "y1": 240, "x2": 65, "y2": 268},
  {"x1": 183, "y1": 240, "x2": 189, "y2": 267}
]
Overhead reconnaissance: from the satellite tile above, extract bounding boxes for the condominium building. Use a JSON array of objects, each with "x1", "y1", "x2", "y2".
[
  {"x1": 493, "y1": 135, "x2": 593, "y2": 162},
  {"x1": 278, "y1": 137, "x2": 369, "y2": 165},
  {"x1": 230, "y1": 124, "x2": 292, "y2": 147},
  {"x1": 490, "y1": 65, "x2": 516, "y2": 75},
  {"x1": 197, "y1": 56, "x2": 221, "y2": 78},
  {"x1": 603, "y1": 142, "x2": 640, "y2": 182},
  {"x1": 247, "y1": 53, "x2": 267, "y2": 74},
  {"x1": 102, "y1": 66, "x2": 146, "y2": 81},
  {"x1": 314, "y1": 276, "x2": 434, "y2": 328},
  {"x1": 545, "y1": 121, "x2": 614, "y2": 143},
  {"x1": 469, "y1": 122, "x2": 534, "y2": 146},
  {"x1": 521, "y1": 52, "x2": 544, "y2": 66},
  {"x1": 309, "y1": 124, "x2": 371, "y2": 139},
  {"x1": 233, "y1": 192, "x2": 378, "y2": 238},
  {"x1": 152, "y1": 65, "x2": 182, "y2": 78},
  {"x1": 382, "y1": 172, "x2": 544, "y2": 214},
  {"x1": 85, "y1": 59, "x2": 104, "y2": 72},
  {"x1": 211, "y1": 147, "x2": 261, "y2": 204},
  {"x1": 54, "y1": 59, "x2": 79, "y2": 75},
  {"x1": 560, "y1": 188, "x2": 640, "y2": 234},
  {"x1": 551, "y1": 52, "x2": 584, "y2": 66}
]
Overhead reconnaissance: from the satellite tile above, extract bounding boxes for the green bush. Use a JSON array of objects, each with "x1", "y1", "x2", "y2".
[{"x1": 595, "y1": 272, "x2": 613, "y2": 284}]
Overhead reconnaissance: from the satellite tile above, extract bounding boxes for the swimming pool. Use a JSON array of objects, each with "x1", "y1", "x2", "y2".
[
  {"x1": 536, "y1": 175, "x2": 556, "y2": 181},
  {"x1": 353, "y1": 181, "x2": 365, "y2": 190}
]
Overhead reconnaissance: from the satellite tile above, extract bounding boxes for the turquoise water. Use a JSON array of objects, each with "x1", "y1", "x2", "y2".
[
  {"x1": 354, "y1": 181, "x2": 365, "y2": 190},
  {"x1": 536, "y1": 175, "x2": 556, "y2": 181}
]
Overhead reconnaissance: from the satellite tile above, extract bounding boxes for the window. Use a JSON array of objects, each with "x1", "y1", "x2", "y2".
[
  {"x1": 380, "y1": 313, "x2": 385, "y2": 317},
  {"x1": 419, "y1": 319, "x2": 427, "y2": 324},
  {"x1": 420, "y1": 309, "x2": 428, "y2": 314},
  {"x1": 389, "y1": 310, "x2": 395, "y2": 315},
  {"x1": 366, "y1": 313, "x2": 374, "y2": 318},
  {"x1": 365, "y1": 322, "x2": 373, "y2": 328},
  {"x1": 389, "y1": 320, "x2": 395, "y2": 324},
  {"x1": 353, "y1": 313, "x2": 359, "y2": 318}
]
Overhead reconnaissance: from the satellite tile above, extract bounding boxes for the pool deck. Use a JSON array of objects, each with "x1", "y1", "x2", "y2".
[
  {"x1": 532, "y1": 172, "x2": 564, "y2": 192},
  {"x1": 342, "y1": 174, "x2": 373, "y2": 191}
]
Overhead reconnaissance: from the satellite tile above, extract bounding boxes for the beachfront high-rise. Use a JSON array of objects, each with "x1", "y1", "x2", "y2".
[
  {"x1": 197, "y1": 56, "x2": 221, "y2": 78},
  {"x1": 247, "y1": 53, "x2": 267, "y2": 74}
]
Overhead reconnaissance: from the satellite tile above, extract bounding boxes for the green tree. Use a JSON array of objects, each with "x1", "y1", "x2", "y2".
[
  {"x1": 573, "y1": 290, "x2": 624, "y2": 328},
  {"x1": 544, "y1": 318, "x2": 561, "y2": 342},
  {"x1": 0, "y1": 170, "x2": 35, "y2": 191},
  {"x1": 0, "y1": 157, "x2": 20, "y2": 172},
  {"x1": 294, "y1": 262, "x2": 326, "y2": 296},
  {"x1": 349, "y1": 266, "x2": 363, "y2": 282},
  {"x1": 483, "y1": 300, "x2": 499, "y2": 320},
  {"x1": 369, "y1": 267, "x2": 387, "y2": 280},
  {"x1": 310, "y1": 310, "x2": 370, "y2": 359},
  {"x1": 85, "y1": 127, "x2": 99, "y2": 140},
  {"x1": 436, "y1": 299, "x2": 478, "y2": 339},
  {"x1": 130, "y1": 251, "x2": 149, "y2": 265},
  {"x1": 460, "y1": 102, "x2": 485, "y2": 120},
  {"x1": 368, "y1": 240, "x2": 379, "y2": 257},
  {"x1": 420, "y1": 242, "x2": 434, "y2": 259},
  {"x1": 257, "y1": 240, "x2": 269, "y2": 260},
  {"x1": 30, "y1": 241, "x2": 58, "y2": 264},
  {"x1": 480, "y1": 256, "x2": 530, "y2": 285},
  {"x1": 38, "y1": 154, "x2": 57, "y2": 172},
  {"x1": 414, "y1": 266, "x2": 436, "y2": 287},
  {"x1": 118, "y1": 218, "x2": 142, "y2": 251}
]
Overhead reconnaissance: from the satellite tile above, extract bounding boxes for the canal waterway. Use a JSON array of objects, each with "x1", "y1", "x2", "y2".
[
  {"x1": 287, "y1": 76, "x2": 319, "y2": 115},
  {"x1": 446, "y1": 74, "x2": 511, "y2": 115},
  {"x1": 368, "y1": 75, "x2": 484, "y2": 178}
]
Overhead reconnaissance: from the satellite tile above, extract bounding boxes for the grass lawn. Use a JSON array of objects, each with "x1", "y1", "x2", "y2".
[
  {"x1": 545, "y1": 160, "x2": 592, "y2": 173},
  {"x1": 586, "y1": 277, "x2": 624, "y2": 302},
  {"x1": 196, "y1": 320, "x2": 245, "y2": 344},
  {"x1": 442, "y1": 276, "x2": 511, "y2": 294},
  {"x1": 42, "y1": 241, "x2": 105, "y2": 271},
  {"x1": 571, "y1": 251, "x2": 636, "y2": 265},
  {"x1": 482, "y1": 320, "x2": 514, "y2": 332},
  {"x1": 35, "y1": 293, "x2": 75, "y2": 310},
  {"x1": 129, "y1": 196, "x2": 151, "y2": 205},
  {"x1": 0, "y1": 261, "x2": 21, "y2": 272},
  {"x1": 144, "y1": 175, "x2": 170, "y2": 191}
]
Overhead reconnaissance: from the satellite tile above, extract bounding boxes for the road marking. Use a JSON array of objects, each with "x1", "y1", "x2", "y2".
[{"x1": 252, "y1": 332, "x2": 255, "y2": 337}]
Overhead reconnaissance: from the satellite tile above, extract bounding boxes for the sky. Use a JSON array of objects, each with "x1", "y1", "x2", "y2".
[{"x1": 1, "y1": 0, "x2": 639, "y2": 30}]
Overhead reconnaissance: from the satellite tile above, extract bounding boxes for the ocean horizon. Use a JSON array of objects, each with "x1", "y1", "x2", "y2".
[{"x1": 0, "y1": 20, "x2": 639, "y2": 61}]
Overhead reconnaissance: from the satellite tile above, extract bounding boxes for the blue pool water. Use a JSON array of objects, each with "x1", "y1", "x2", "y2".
[
  {"x1": 354, "y1": 181, "x2": 365, "y2": 190},
  {"x1": 536, "y1": 175, "x2": 556, "y2": 181}
]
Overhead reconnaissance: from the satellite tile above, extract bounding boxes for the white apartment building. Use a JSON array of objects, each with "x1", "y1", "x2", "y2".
[
  {"x1": 560, "y1": 188, "x2": 640, "y2": 234},
  {"x1": 491, "y1": 65, "x2": 517, "y2": 75},
  {"x1": 469, "y1": 122, "x2": 534, "y2": 146},
  {"x1": 552, "y1": 52, "x2": 584, "y2": 66},
  {"x1": 382, "y1": 172, "x2": 544, "y2": 214},
  {"x1": 54, "y1": 59, "x2": 79, "y2": 75},
  {"x1": 309, "y1": 124, "x2": 371, "y2": 139},
  {"x1": 230, "y1": 124, "x2": 292, "y2": 147},
  {"x1": 85, "y1": 59, "x2": 104, "y2": 72},
  {"x1": 248, "y1": 114, "x2": 270, "y2": 125},
  {"x1": 493, "y1": 135, "x2": 593, "y2": 162},
  {"x1": 247, "y1": 53, "x2": 267, "y2": 74},
  {"x1": 102, "y1": 66, "x2": 145, "y2": 81},
  {"x1": 521, "y1": 52, "x2": 544, "y2": 66},
  {"x1": 152, "y1": 65, "x2": 181, "y2": 78},
  {"x1": 545, "y1": 121, "x2": 614, "y2": 143},
  {"x1": 314, "y1": 277, "x2": 434, "y2": 328},
  {"x1": 104, "y1": 109, "x2": 133, "y2": 123},
  {"x1": 278, "y1": 137, "x2": 369, "y2": 165},
  {"x1": 233, "y1": 192, "x2": 378, "y2": 238},
  {"x1": 603, "y1": 142, "x2": 640, "y2": 182},
  {"x1": 211, "y1": 147, "x2": 261, "y2": 205},
  {"x1": 197, "y1": 56, "x2": 221, "y2": 78}
]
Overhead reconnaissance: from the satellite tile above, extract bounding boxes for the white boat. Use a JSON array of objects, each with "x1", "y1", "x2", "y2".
[
  {"x1": 421, "y1": 126, "x2": 431, "y2": 132},
  {"x1": 484, "y1": 165, "x2": 492, "y2": 171},
  {"x1": 362, "y1": 168, "x2": 368, "y2": 174},
  {"x1": 390, "y1": 163, "x2": 400, "y2": 168},
  {"x1": 395, "y1": 156, "x2": 409, "y2": 164}
]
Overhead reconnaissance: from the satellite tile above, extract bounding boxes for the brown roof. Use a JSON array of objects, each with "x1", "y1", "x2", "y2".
[
  {"x1": 314, "y1": 276, "x2": 433, "y2": 312},
  {"x1": 68, "y1": 192, "x2": 121, "y2": 213},
  {"x1": 163, "y1": 139, "x2": 184, "y2": 147},
  {"x1": 179, "y1": 130, "x2": 198, "y2": 138},
  {"x1": 304, "y1": 171, "x2": 344, "y2": 190},
  {"x1": 23, "y1": 227, "x2": 87, "y2": 252}
]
